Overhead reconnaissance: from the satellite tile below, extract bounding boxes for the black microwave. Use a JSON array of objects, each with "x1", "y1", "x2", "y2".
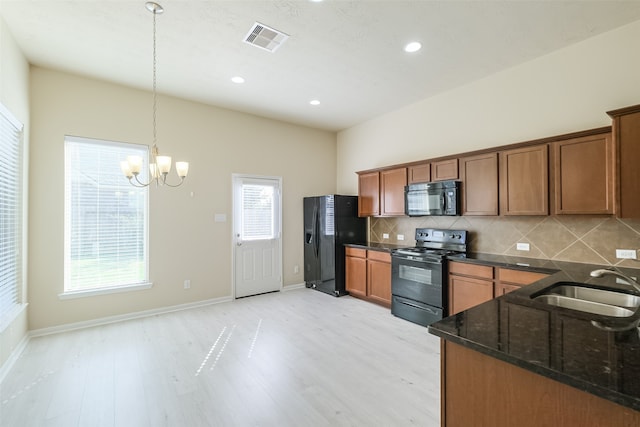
[{"x1": 404, "y1": 180, "x2": 460, "y2": 216}]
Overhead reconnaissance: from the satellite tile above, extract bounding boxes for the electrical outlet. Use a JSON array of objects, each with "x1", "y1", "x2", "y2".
[
  {"x1": 616, "y1": 249, "x2": 637, "y2": 259},
  {"x1": 184, "y1": 279, "x2": 191, "y2": 289},
  {"x1": 382, "y1": 233, "x2": 389, "y2": 239},
  {"x1": 397, "y1": 234, "x2": 404, "y2": 241},
  {"x1": 516, "y1": 242, "x2": 530, "y2": 251},
  {"x1": 294, "y1": 265, "x2": 299, "y2": 274}
]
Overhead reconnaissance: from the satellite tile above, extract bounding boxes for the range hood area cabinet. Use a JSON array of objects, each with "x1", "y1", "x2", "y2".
[{"x1": 356, "y1": 126, "x2": 617, "y2": 218}]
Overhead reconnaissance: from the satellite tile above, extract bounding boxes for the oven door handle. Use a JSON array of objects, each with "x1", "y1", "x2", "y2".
[
  {"x1": 392, "y1": 255, "x2": 443, "y2": 266},
  {"x1": 396, "y1": 299, "x2": 440, "y2": 315}
]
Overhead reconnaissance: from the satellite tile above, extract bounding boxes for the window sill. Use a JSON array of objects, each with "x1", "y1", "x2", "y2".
[{"x1": 58, "y1": 282, "x2": 153, "y2": 300}]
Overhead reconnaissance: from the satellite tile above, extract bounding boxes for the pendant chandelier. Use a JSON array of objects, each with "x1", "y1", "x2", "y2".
[{"x1": 121, "y1": 1, "x2": 189, "y2": 188}]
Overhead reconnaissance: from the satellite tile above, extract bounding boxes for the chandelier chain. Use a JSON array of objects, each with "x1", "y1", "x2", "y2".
[{"x1": 152, "y1": 7, "x2": 158, "y2": 148}]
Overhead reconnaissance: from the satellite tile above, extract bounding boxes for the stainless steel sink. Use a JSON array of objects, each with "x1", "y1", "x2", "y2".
[
  {"x1": 545, "y1": 284, "x2": 640, "y2": 309},
  {"x1": 533, "y1": 294, "x2": 635, "y2": 317}
]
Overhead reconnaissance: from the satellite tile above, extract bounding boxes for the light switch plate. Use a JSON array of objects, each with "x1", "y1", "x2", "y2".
[
  {"x1": 382, "y1": 233, "x2": 389, "y2": 239},
  {"x1": 516, "y1": 242, "x2": 530, "y2": 251},
  {"x1": 397, "y1": 234, "x2": 404, "y2": 241}
]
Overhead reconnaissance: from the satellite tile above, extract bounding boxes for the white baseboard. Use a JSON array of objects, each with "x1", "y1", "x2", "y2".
[
  {"x1": 0, "y1": 334, "x2": 29, "y2": 384},
  {"x1": 29, "y1": 295, "x2": 233, "y2": 338},
  {"x1": 282, "y1": 282, "x2": 306, "y2": 291}
]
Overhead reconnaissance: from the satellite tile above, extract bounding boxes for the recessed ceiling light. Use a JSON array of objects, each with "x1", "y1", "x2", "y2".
[
  {"x1": 231, "y1": 76, "x2": 245, "y2": 84},
  {"x1": 310, "y1": 100, "x2": 320, "y2": 106},
  {"x1": 404, "y1": 41, "x2": 422, "y2": 53}
]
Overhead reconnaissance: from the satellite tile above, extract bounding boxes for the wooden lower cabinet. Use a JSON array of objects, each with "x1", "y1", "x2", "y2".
[
  {"x1": 345, "y1": 247, "x2": 367, "y2": 298},
  {"x1": 442, "y1": 341, "x2": 640, "y2": 427},
  {"x1": 345, "y1": 247, "x2": 391, "y2": 307},
  {"x1": 448, "y1": 262, "x2": 494, "y2": 315},
  {"x1": 449, "y1": 262, "x2": 549, "y2": 315}
]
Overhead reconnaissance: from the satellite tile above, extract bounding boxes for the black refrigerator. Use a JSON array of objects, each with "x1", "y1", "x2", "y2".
[{"x1": 304, "y1": 195, "x2": 367, "y2": 296}]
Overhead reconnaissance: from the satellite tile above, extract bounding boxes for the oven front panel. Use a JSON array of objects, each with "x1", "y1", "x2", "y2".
[{"x1": 391, "y1": 256, "x2": 445, "y2": 308}]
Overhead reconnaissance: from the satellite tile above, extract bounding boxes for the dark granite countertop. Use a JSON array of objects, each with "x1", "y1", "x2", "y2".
[
  {"x1": 429, "y1": 255, "x2": 640, "y2": 412},
  {"x1": 344, "y1": 242, "x2": 413, "y2": 252}
]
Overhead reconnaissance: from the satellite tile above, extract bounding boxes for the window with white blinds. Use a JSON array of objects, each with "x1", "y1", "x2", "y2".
[
  {"x1": 64, "y1": 136, "x2": 149, "y2": 292},
  {"x1": 0, "y1": 102, "x2": 24, "y2": 324},
  {"x1": 241, "y1": 183, "x2": 276, "y2": 241}
]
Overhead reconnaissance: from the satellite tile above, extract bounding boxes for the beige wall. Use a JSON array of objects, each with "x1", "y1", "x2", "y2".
[
  {"x1": 0, "y1": 16, "x2": 30, "y2": 370},
  {"x1": 336, "y1": 19, "x2": 640, "y2": 267},
  {"x1": 28, "y1": 67, "x2": 336, "y2": 330},
  {"x1": 337, "y1": 19, "x2": 640, "y2": 194}
]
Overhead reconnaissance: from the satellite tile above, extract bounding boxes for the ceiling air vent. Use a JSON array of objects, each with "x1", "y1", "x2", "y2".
[{"x1": 243, "y1": 22, "x2": 289, "y2": 52}]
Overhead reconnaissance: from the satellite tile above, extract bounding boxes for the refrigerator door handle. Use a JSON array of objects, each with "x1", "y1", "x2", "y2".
[{"x1": 314, "y1": 206, "x2": 320, "y2": 257}]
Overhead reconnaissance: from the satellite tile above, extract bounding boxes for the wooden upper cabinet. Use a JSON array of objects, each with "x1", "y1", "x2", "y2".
[
  {"x1": 551, "y1": 133, "x2": 614, "y2": 215},
  {"x1": 408, "y1": 163, "x2": 430, "y2": 184},
  {"x1": 459, "y1": 153, "x2": 499, "y2": 216},
  {"x1": 380, "y1": 167, "x2": 407, "y2": 216},
  {"x1": 358, "y1": 171, "x2": 380, "y2": 217},
  {"x1": 500, "y1": 145, "x2": 549, "y2": 215},
  {"x1": 608, "y1": 105, "x2": 640, "y2": 218},
  {"x1": 432, "y1": 159, "x2": 459, "y2": 181}
]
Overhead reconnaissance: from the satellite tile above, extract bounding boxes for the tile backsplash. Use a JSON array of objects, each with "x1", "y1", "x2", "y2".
[{"x1": 370, "y1": 216, "x2": 640, "y2": 268}]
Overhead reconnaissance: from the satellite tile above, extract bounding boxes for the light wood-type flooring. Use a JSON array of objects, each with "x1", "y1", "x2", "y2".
[{"x1": 0, "y1": 288, "x2": 441, "y2": 426}]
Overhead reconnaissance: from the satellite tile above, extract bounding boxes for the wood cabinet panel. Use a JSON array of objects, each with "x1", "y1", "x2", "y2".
[
  {"x1": 368, "y1": 258, "x2": 392, "y2": 305},
  {"x1": 495, "y1": 283, "x2": 520, "y2": 296},
  {"x1": 443, "y1": 341, "x2": 640, "y2": 427},
  {"x1": 497, "y1": 268, "x2": 548, "y2": 286},
  {"x1": 358, "y1": 171, "x2": 380, "y2": 217},
  {"x1": 380, "y1": 168, "x2": 407, "y2": 216},
  {"x1": 408, "y1": 163, "x2": 430, "y2": 184},
  {"x1": 345, "y1": 249, "x2": 391, "y2": 307},
  {"x1": 608, "y1": 106, "x2": 640, "y2": 218},
  {"x1": 432, "y1": 159, "x2": 459, "y2": 181},
  {"x1": 552, "y1": 133, "x2": 614, "y2": 214},
  {"x1": 500, "y1": 144, "x2": 549, "y2": 215},
  {"x1": 448, "y1": 275, "x2": 494, "y2": 315},
  {"x1": 345, "y1": 254, "x2": 367, "y2": 298},
  {"x1": 449, "y1": 261, "x2": 493, "y2": 279},
  {"x1": 459, "y1": 153, "x2": 499, "y2": 215},
  {"x1": 345, "y1": 247, "x2": 366, "y2": 258}
]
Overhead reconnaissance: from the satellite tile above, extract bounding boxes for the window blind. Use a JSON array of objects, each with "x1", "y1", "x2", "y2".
[
  {"x1": 0, "y1": 102, "x2": 24, "y2": 323},
  {"x1": 64, "y1": 136, "x2": 149, "y2": 292},
  {"x1": 241, "y1": 183, "x2": 275, "y2": 241}
]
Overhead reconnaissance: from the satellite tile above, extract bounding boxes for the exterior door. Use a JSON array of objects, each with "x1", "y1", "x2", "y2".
[{"x1": 232, "y1": 175, "x2": 282, "y2": 298}]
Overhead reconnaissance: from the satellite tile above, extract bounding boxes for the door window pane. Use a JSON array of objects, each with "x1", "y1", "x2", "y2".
[{"x1": 241, "y1": 183, "x2": 275, "y2": 240}]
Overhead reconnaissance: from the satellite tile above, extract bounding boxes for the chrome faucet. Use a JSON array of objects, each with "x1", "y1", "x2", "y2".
[{"x1": 590, "y1": 268, "x2": 640, "y2": 294}]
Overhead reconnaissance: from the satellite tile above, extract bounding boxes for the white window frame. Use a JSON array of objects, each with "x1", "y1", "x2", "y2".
[
  {"x1": 0, "y1": 102, "x2": 26, "y2": 331},
  {"x1": 61, "y1": 136, "x2": 151, "y2": 299}
]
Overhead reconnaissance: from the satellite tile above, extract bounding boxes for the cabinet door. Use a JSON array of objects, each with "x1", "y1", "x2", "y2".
[
  {"x1": 448, "y1": 275, "x2": 494, "y2": 315},
  {"x1": 380, "y1": 167, "x2": 407, "y2": 216},
  {"x1": 500, "y1": 144, "x2": 549, "y2": 215},
  {"x1": 608, "y1": 106, "x2": 640, "y2": 218},
  {"x1": 551, "y1": 134, "x2": 614, "y2": 214},
  {"x1": 368, "y1": 257, "x2": 391, "y2": 305},
  {"x1": 460, "y1": 153, "x2": 498, "y2": 215},
  {"x1": 358, "y1": 171, "x2": 380, "y2": 217},
  {"x1": 497, "y1": 268, "x2": 548, "y2": 286},
  {"x1": 408, "y1": 163, "x2": 430, "y2": 184},
  {"x1": 345, "y1": 255, "x2": 367, "y2": 298},
  {"x1": 495, "y1": 283, "x2": 521, "y2": 296},
  {"x1": 432, "y1": 159, "x2": 458, "y2": 181}
]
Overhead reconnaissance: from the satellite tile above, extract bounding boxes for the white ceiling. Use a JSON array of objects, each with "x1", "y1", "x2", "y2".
[{"x1": 2, "y1": 1, "x2": 640, "y2": 132}]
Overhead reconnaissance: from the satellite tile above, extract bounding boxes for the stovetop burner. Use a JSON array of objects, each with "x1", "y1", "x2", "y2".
[{"x1": 392, "y1": 228, "x2": 468, "y2": 260}]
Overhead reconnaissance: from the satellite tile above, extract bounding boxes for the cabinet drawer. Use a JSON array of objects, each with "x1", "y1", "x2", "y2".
[
  {"x1": 346, "y1": 247, "x2": 367, "y2": 258},
  {"x1": 367, "y1": 250, "x2": 391, "y2": 263},
  {"x1": 449, "y1": 261, "x2": 494, "y2": 279},
  {"x1": 497, "y1": 268, "x2": 548, "y2": 286}
]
